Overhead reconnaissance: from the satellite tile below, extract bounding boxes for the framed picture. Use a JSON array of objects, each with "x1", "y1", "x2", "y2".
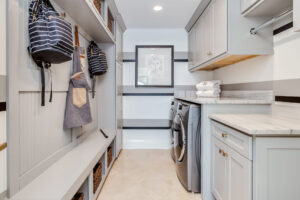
[{"x1": 135, "y1": 45, "x2": 174, "y2": 87}]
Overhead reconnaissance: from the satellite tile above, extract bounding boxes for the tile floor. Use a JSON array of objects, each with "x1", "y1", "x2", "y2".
[{"x1": 97, "y1": 149, "x2": 201, "y2": 200}]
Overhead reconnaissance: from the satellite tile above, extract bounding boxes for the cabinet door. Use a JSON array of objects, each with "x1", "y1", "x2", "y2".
[
  {"x1": 116, "y1": 62, "x2": 123, "y2": 156},
  {"x1": 227, "y1": 146, "x2": 252, "y2": 200},
  {"x1": 294, "y1": 0, "x2": 300, "y2": 32},
  {"x1": 202, "y1": 4, "x2": 213, "y2": 62},
  {"x1": 241, "y1": 0, "x2": 261, "y2": 14},
  {"x1": 212, "y1": 137, "x2": 228, "y2": 200},
  {"x1": 188, "y1": 26, "x2": 196, "y2": 69},
  {"x1": 194, "y1": 18, "x2": 203, "y2": 66},
  {"x1": 212, "y1": 0, "x2": 227, "y2": 57},
  {"x1": 116, "y1": 22, "x2": 123, "y2": 63}
]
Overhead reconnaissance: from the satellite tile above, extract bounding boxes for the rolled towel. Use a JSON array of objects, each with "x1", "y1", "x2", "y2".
[{"x1": 196, "y1": 90, "x2": 220, "y2": 98}]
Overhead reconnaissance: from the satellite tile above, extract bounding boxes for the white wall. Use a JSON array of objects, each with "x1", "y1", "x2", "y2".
[{"x1": 123, "y1": 29, "x2": 212, "y2": 149}]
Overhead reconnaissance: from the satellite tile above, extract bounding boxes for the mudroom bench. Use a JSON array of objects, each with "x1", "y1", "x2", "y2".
[{"x1": 10, "y1": 129, "x2": 117, "y2": 200}]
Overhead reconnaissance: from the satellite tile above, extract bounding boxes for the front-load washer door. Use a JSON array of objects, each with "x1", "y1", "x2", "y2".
[
  {"x1": 174, "y1": 114, "x2": 189, "y2": 190},
  {"x1": 174, "y1": 114, "x2": 186, "y2": 163}
]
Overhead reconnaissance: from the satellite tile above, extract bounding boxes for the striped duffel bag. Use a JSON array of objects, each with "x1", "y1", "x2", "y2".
[{"x1": 28, "y1": 0, "x2": 74, "y2": 64}]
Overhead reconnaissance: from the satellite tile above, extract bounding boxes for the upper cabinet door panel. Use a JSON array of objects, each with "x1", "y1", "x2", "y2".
[
  {"x1": 212, "y1": 0, "x2": 227, "y2": 57},
  {"x1": 202, "y1": 4, "x2": 213, "y2": 62},
  {"x1": 188, "y1": 26, "x2": 196, "y2": 69}
]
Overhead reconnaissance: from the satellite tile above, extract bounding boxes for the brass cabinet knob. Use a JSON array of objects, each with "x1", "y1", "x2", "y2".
[
  {"x1": 223, "y1": 152, "x2": 228, "y2": 157},
  {"x1": 222, "y1": 133, "x2": 228, "y2": 138},
  {"x1": 219, "y1": 149, "x2": 224, "y2": 154}
]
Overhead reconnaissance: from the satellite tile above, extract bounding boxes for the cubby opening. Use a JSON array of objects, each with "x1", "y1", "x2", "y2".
[
  {"x1": 93, "y1": 0, "x2": 105, "y2": 19},
  {"x1": 73, "y1": 178, "x2": 89, "y2": 200},
  {"x1": 93, "y1": 154, "x2": 106, "y2": 194},
  {"x1": 107, "y1": 8, "x2": 115, "y2": 35},
  {"x1": 107, "y1": 139, "x2": 116, "y2": 169}
]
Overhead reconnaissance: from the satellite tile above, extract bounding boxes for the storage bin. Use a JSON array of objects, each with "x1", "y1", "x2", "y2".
[
  {"x1": 72, "y1": 193, "x2": 84, "y2": 200},
  {"x1": 93, "y1": 0, "x2": 102, "y2": 15},
  {"x1": 93, "y1": 163, "x2": 103, "y2": 193},
  {"x1": 107, "y1": 10, "x2": 114, "y2": 33},
  {"x1": 107, "y1": 146, "x2": 113, "y2": 167}
]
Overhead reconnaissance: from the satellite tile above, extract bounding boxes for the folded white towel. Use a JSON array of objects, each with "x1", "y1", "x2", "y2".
[
  {"x1": 196, "y1": 90, "x2": 220, "y2": 98},
  {"x1": 196, "y1": 85, "x2": 220, "y2": 91},
  {"x1": 196, "y1": 80, "x2": 221, "y2": 88}
]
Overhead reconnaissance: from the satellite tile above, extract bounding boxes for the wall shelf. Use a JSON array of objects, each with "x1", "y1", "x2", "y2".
[{"x1": 53, "y1": 0, "x2": 115, "y2": 43}]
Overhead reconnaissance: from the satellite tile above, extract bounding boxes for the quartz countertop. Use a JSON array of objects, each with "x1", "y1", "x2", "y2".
[
  {"x1": 175, "y1": 96, "x2": 272, "y2": 105},
  {"x1": 210, "y1": 114, "x2": 300, "y2": 136}
]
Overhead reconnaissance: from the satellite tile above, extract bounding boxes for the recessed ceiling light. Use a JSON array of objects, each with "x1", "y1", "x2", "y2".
[{"x1": 153, "y1": 5, "x2": 163, "y2": 11}]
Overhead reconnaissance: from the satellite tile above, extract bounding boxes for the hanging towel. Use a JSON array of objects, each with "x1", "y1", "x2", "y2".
[{"x1": 63, "y1": 46, "x2": 92, "y2": 129}]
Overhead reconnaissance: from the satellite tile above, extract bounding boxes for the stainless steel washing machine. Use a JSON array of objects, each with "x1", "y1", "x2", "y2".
[
  {"x1": 173, "y1": 101, "x2": 201, "y2": 193},
  {"x1": 169, "y1": 99, "x2": 179, "y2": 162}
]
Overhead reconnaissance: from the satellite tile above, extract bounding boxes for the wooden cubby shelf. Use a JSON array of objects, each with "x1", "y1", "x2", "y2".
[{"x1": 53, "y1": 0, "x2": 115, "y2": 43}]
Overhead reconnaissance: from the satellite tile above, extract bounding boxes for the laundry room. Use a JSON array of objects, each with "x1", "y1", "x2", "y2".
[{"x1": 1, "y1": 0, "x2": 300, "y2": 200}]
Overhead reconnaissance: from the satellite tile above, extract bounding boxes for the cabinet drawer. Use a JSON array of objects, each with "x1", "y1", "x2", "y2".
[{"x1": 212, "y1": 121, "x2": 252, "y2": 160}]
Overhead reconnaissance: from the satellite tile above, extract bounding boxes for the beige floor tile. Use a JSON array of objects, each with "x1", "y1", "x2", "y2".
[{"x1": 97, "y1": 150, "x2": 202, "y2": 200}]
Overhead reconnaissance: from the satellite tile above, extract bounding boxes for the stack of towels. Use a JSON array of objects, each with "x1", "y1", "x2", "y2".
[{"x1": 196, "y1": 80, "x2": 221, "y2": 98}]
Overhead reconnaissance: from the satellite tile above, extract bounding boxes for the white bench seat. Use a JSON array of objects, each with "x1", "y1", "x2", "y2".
[{"x1": 10, "y1": 129, "x2": 116, "y2": 200}]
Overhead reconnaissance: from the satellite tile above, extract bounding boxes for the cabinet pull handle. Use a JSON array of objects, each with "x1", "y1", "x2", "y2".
[
  {"x1": 222, "y1": 133, "x2": 228, "y2": 138},
  {"x1": 0, "y1": 142, "x2": 7, "y2": 152},
  {"x1": 223, "y1": 152, "x2": 228, "y2": 157},
  {"x1": 219, "y1": 149, "x2": 223, "y2": 154}
]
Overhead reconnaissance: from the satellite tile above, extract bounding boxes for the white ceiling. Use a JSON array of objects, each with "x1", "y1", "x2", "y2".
[{"x1": 115, "y1": 0, "x2": 202, "y2": 29}]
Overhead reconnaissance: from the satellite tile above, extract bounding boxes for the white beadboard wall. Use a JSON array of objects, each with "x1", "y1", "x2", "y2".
[
  {"x1": 122, "y1": 29, "x2": 212, "y2": 149},
  {"x1": 6, "y1": 0, "x2": 100, "y2": 195}
]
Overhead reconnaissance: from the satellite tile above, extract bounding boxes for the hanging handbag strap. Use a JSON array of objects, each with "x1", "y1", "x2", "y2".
[
  {"x1": 28, "y1": 47, "x2": 52, "y2": 106},
  {"x1": 92, "y1": 77, "x2": 96, "y2": 98}
]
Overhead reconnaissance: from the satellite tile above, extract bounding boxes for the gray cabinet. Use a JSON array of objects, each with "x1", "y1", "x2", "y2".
[
  {"x1": 241, "y1": 0, "x2": 261, "y2": 14},
  {"x1": 241, "y1": 0, "x2": 292, "y2": 17},
  {"x1": 188, "y1": 0, "x2": 273, "y2": 71},
  {"x1": 212, "y1": 121, "x2": 300, "y2": 200},
  {"x1": 115, "y1": 22, "x2": 123, "y2": 156},
  {"x1": 294, "y1": 0, "x2": 300, "y2": 32}
]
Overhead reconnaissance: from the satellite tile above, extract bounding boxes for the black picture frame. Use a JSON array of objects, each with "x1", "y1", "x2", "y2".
[{"x1": 135, "y1": 45, "x2": 174, "y2": 88}]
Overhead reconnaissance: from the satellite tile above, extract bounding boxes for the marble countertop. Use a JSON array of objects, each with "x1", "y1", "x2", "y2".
[
  {"x1": 175, "y1": 96, "x2": 272, "y2": 105},
  {"x1": 210, "y1": 114, "x2": 300, "y2": 136}
]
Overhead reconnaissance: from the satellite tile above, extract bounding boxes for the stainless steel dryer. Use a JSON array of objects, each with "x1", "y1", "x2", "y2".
[
  {"x1": 169, "y1": 99, "x2": 179, "y2": 162},
  {"x1": 173, "y1": 102, "x2": 201, "y2": 193}
]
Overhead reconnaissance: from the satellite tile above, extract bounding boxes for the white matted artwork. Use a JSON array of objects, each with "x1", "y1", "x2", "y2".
[{"x1": 135, "y1": 46, "x2": 174, "y2": 87}]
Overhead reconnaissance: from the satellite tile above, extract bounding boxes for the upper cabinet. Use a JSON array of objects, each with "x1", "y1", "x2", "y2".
[
  {"x1": 294, "y1": 0, "x2": 300, "y2": 32},
  {"x1": 241, "y1": 0, "x2": 293, "y2": 17},
  {"x1": 188, "y1": 0, "x2": 274, "y2": 71}
]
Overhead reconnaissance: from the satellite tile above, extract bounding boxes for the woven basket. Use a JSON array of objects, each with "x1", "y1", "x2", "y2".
[
  {"x1": 72, "y1": 193, "x2": 84, "y2": 200},
  {"x1": 93, "y1": 0, "x2": 102, "y2": 15},
  {"x1": 93, "y1": 163, "x2": 103, "y2": 193},
  {"x1": 107, "y1": 13, "x2": 113, "y2": 33},
  {"x1": 107, "y1": 146, "x2": 113, "y2": 167}
]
